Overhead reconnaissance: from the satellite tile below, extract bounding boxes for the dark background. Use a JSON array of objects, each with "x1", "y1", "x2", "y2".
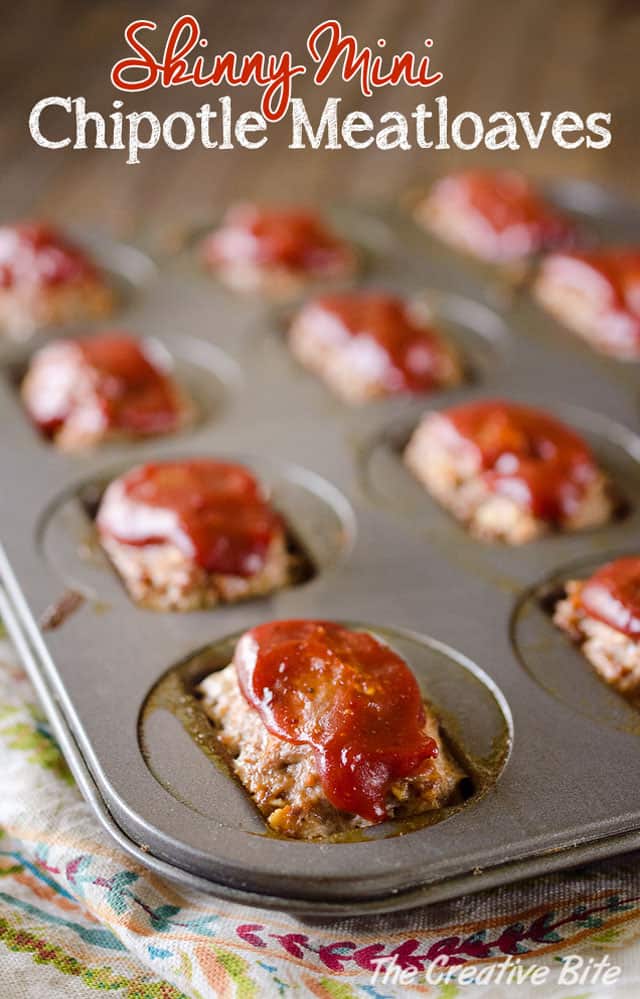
[{"x1": 2, "y1": 0, "x2": 639, "y2": 241}]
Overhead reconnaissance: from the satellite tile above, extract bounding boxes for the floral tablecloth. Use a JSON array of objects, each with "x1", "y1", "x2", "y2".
[{"x1": 1, "y1": 631, "x2": 640, "y2": 999}]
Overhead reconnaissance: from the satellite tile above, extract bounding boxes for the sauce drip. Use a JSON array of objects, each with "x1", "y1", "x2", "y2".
[
  {"x1": 580, "y1": 557, "x2": 640, "y2": 638},
  {"x1": 0, "y1": 222, "x2": 98, "y2": 288},
  {"x1": 207, "y1": 205, "x2": 350, "y2": 273},
  {"x1": 443, "y1": 400, "x2": 598, "y2": 521},
  {"x1": 312, "y1": 292, "x2": 451, "y2": 392},
  {"x1": 234, "y1": 620, "x2": 438, "y2": 822},
  {"x1": 98, "y1": 460, "x2": 282, "y2": 576}
]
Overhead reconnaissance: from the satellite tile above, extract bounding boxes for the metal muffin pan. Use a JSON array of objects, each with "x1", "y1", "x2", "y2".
[{"x1": 1, "y1": 186, "x2": 640, "y2": 917}]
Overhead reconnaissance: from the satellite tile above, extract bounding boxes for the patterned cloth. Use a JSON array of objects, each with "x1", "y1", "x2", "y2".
[{"x1": 1, "y1": 634, "x2": 640, "y2": 998}]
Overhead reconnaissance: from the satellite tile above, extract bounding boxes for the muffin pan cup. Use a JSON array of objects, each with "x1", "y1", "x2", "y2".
[{"x1": 1, "y1": 194, "x2": 640, "y2": 917}]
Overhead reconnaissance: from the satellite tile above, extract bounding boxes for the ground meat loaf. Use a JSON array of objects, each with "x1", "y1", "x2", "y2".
[
  {"x1": 201, "y1": 203, "x2": 354, "y2": 299},
  {"x1": 415, "y1": 170, "x2": 573, "y2": 266},
  {"x1": 554, "y1": 557, "x2": 640, "y2": 700},
  {"x1": 404, "y1": 401, "x2": 615, "y2": 544},
  {"x1": 96, "y1": 460, "x2": 291, "y2": 611},
  {"x1": 288, "y1": 291, "x2": 463, "y2": 404},
  {"x1": 534, "y1": 249, "x2": 640, "y2": 360},
  {"x1": 198, "y1": 621, "x2": 466, "y2": 839},
  {"x1": 21, "y1": 333, "x2": 193, "y2": 451},
  {"x1": 0, "y1": 222, "x2": 114, "y2": 339}
]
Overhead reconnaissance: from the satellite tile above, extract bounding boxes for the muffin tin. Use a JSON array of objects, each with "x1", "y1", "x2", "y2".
[{"x1": 1, "y1": 185, "x2": 640, "y2": 917}]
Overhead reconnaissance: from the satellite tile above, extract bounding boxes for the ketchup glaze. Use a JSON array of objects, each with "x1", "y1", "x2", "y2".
[
  {"x1": 97, "y1": 460, "x2": 282, "y2": 577},
  {"x1": 0, "y1": 223, "x2": 99, "y2": 289},
  {"x1": 440, "y1": 400, "x2": 598, "y2": 521},
  {"x1": 545, "y1": 248, "x2": 640, "y2": 309},
  {"x1": 434, "y1": 171, "x2": 573, "y2": 259},
  {"x1": 205, "y1": 204, "x2": 352, "y2": 274},
  {"x1": 580, "y1": 557, "x2": 640, "y2": 638},
  {"x1": 308, "y1": 291, "x2": 454, "y2": 393},
  {"x1": 233, "y1": 619, "x2": 438, "y2": 822},
  {"x1": 27, "y1": 334, "x2": 185, "y2": 438},
  {"x1": 541, "y1": 248, "x2": 640, "y2": 352},
  {"x1": 77, "y1": 335, "x2": 183, "y2": 435}
]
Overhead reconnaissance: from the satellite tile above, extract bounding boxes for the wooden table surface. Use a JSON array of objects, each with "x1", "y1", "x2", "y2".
[{"x1": 1, "y1": 0, "x2": 638, "y2": 242}]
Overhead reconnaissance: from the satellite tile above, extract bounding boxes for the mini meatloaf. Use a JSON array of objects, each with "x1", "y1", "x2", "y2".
[
  {"x1": 554, "y1": 557, "x2": 640, "y2": 700},
  {"x1": 96, "y1": 460, "x2": 291, "y2": 610},
  {"x1": 534, "y1": 249, "x2": 640, "y2": 360},
  {"x1": 404, "y1": 400, "x2": 615, "y2": 544},
  {"x1": 201, "y1": 203, "x2": 354, "y2": 299},
  {"x1": 21, "y1": 332, "x2": 193, "y2": 451},
  {"x1": 288, "y1": 291, "x2": 463, "y2": 404},
  {"x1": 415, "y1": 171, "x2": 574, "y2": 266},
  {"x1": 0, "y1": 222, "x2": 114, "y2": 338},
  {"x1": 198, "y1": 620, "x2": 466, "y2": 839}
]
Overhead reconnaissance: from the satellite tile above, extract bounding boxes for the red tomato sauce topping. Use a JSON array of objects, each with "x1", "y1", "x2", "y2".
[
  {"x1": 441, "y1": 400, "x2": 598, "y2": 521},
  {"x1": 205, "y1": 205, "x2": 351, "y2": 274},
  {"x1": 234, "y1": 620, "x2": 438, "y2": 822},
  {"x1": 27, "y1": 334, "x2": 185, "y2": 437},
  {"x1": 311, "y1": 292, "x2": 452, "y2": 392},
  {"x1": 0, "y1": 223, "x2": 99, "y2": 289},
  {"x1": 579, "y1": 557, "x2": 640, "y2": 638},
  {"x1": 439, "y1": 171, "x2": 573, "y2": 257},
  {"x1": 548, "y1": 248, "x2": 640, "y2": 314},
  {"x1": 77, "y1": 335, "x2": 183, "y2": 435},
  {"x1": 97, "y1": 460, "x2": 282, "y2": 576}
]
